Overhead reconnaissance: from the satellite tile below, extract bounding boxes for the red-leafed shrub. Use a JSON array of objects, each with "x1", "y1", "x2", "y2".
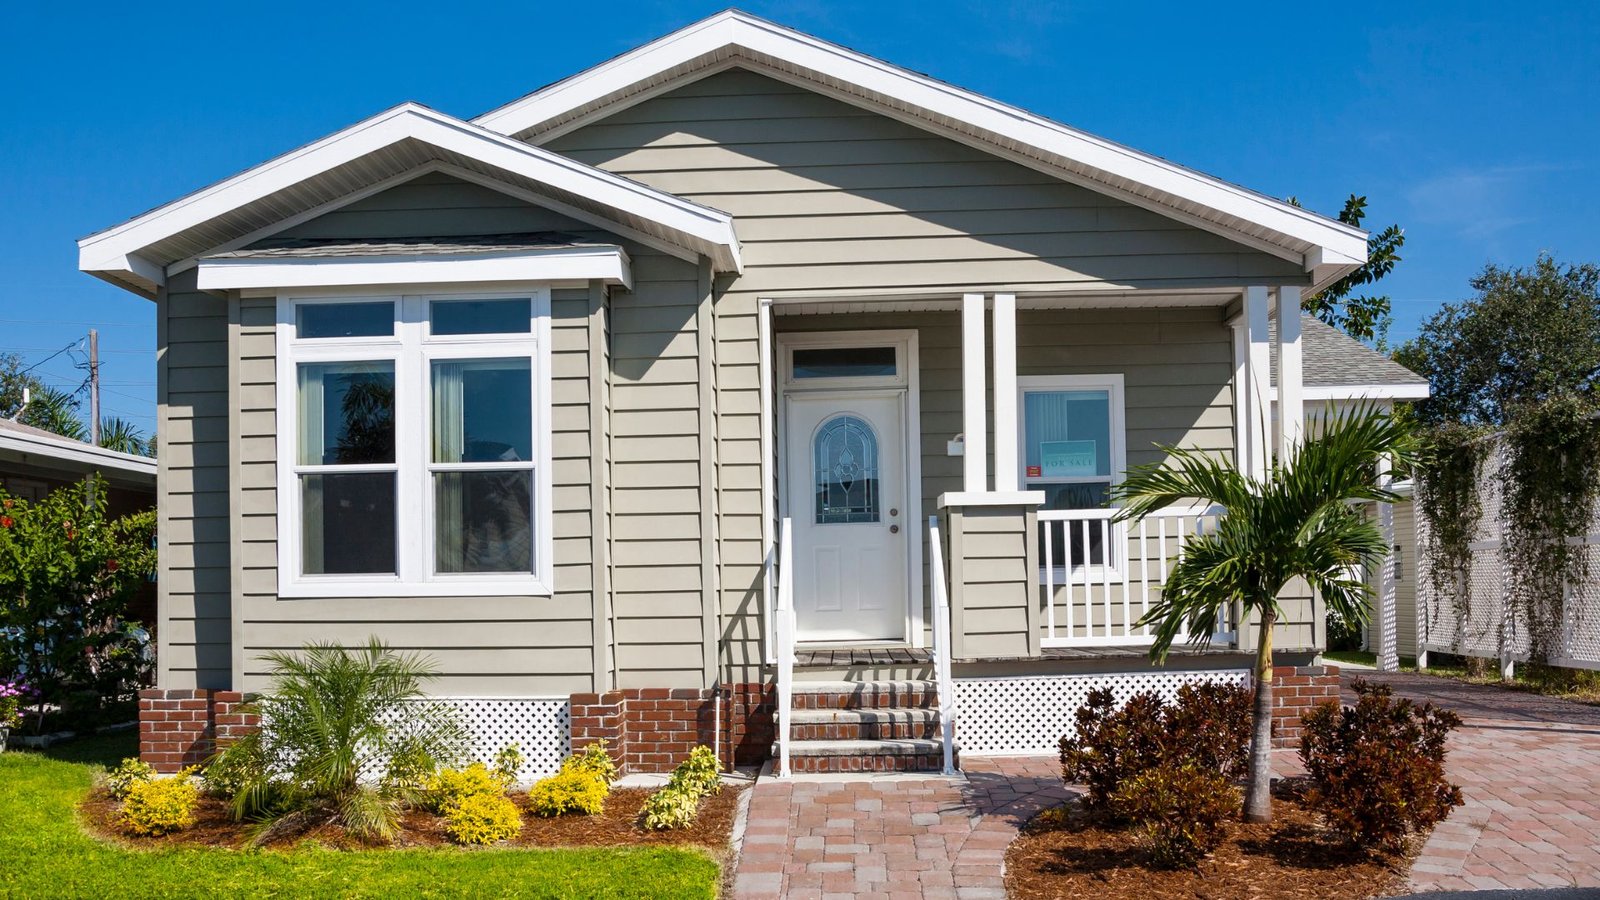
[
  {"x1": 1112, "y1": 761, "x2": 1240, "y2": 867},
  {"x1": 1298, "y1": 680, "x2": 1464, "y2": 851}
]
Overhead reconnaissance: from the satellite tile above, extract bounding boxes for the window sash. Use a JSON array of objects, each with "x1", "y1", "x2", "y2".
[
  {"x1": 276, "y1": 288, "x2": 553, "y2": 598},
  {"x1": 1018, "y1": 374, "x2": 1127, "y2": 575}
]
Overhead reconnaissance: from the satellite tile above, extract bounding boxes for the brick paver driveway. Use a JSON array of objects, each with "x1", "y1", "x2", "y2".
[{"x1": 1350, "y1": 671, "x2": 1600, "y2": 893}]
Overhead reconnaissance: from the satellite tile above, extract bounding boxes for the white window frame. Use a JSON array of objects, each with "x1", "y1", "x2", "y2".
[
  {"x1": 275, "y1": 285, "x2": 554, "y2": 598},
  {"x1": 1018, "y1": 373, "x2": 1128, "y2": 578}
]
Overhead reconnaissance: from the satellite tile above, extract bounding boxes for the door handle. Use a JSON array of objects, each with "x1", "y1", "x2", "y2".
[
  {"x1": 890, "y1": 524, "x2": 899, "y2": 534},
  {"x1": 890, "y1": 508, "x2": 899, "y2": 517}
]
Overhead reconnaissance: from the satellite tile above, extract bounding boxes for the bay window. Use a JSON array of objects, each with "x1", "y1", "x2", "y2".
[{"x1": 277, "y1": 289, "x2": 553, "y2": 597}]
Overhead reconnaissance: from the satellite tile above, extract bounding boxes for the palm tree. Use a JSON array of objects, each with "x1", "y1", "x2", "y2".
[
  {"x1": 1112, "y1": 405, "x2": 1418, "y2": 823},
  {"x1": 97, "y1": 417, "x2": 152, "y2": 457},
  {"x1": 19, "y1": 386, "x2": 88, "y2": 441}
]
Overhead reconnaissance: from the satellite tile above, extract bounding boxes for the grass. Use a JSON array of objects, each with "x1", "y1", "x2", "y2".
[{"x1": 0, "y1": 733, "x2": 719, "y2": 900}]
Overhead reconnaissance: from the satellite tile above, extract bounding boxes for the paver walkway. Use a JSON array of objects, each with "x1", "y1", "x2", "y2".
[
  {"x1": 1349, "y1": 671, "x2": 1600, "y2": 893},
  {"x1": 730, "y1": 757, "x2": 1067, "y2": 899},
  {"x1": 731, "y1": 672, "x2": 1600, "y2": 898}
]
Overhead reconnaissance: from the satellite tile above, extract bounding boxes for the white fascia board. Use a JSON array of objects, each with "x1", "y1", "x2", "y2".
[
  {"x1": 1271, "y1": 383, "x2": 1431, "y2": 401},
  {"x1": 197, "y1": 246, "x2": 631, "y2": 292},
  {"x1": 0, "y1": 430, "x2": 157, "y2": 479},
  {"x1": 79, "y1": 104, "x2": 739, "y2": 287},
  {"x1": 475, "y1": 10, "x2": 1367, "y2": 267},
  {"x1": 936, "y1": 491, "x2": 1046, "y2": 509}
]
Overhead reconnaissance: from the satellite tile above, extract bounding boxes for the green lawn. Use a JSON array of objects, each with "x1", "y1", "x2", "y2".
[{"x1": 0, "y1": 733, "x2": 719, "y2": 899}]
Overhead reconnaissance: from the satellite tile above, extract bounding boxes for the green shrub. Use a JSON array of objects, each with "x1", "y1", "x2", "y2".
[
  {"x1": 1059, "y1": 684, "x2": 1251, "y2": 816},
  {"x1": 1112, "y1": 762, "x2": 1240, "y2": 867},
  {"x1": 561, "y1": 739, "x2": 619, "y2": 785},
  {"x1": 104, "y1": 757, "x2": 155, "y2": 801},
  {"x1": 207, "y1": 639, "x2": 469, "y2": 843},
  {"x1": 639, "y1": 783, "x2": 700, "y2": 831},
  {"x1": 1299, "y1": 680, "x2": 1464, "y2": 851},
  {"x1": 492, "y1": 743, "x2": 525, "y2": 785},
  {"x1": 423, "y1": 763, "x2": 507, "y2": 815},
  {"x1": 120, "y1": 768, "x2": 199, "y2": 836},
  {"x1": 200, "y1": 750, "x2": 252, "y2": 800},
  {"x1": 443, "y1": 791, "x2": 523, "y2": 845},
  {"x1": 527, "y1": 768, "x2": 607, "y2": 817},
  {"x1": 637, "y1": 745, "x2": 722, "y2": 831}
]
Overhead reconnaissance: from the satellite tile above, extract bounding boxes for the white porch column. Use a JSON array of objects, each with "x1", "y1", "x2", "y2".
[
  {"x1": 1274, "y1": 286, "x2": 1304, "y2": 462},
  {"x1": 992, "y1": 293, "x2": 1018, "y2": 492},
  {"x1": 1242, "y1": 286, "x2": 1271, "y2": 482},
  {"x1": 1375, "y1": 454, "x2": 1399, "y2": 672},
  {"x1": 961, "y1": 293, "x2": 988, "y2": 492}
]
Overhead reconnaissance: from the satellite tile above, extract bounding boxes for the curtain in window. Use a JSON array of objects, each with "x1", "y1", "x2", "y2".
[
  {"x1": 432, "y1": 361, "x2": 467, "y2": 573},
  {"x1": 298, "y1": 366, "x2": 326, "y2": 573}
]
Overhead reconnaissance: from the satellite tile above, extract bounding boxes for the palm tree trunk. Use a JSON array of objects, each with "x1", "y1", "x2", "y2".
[{"x1": 1243, "y1": 606, "x2": 1276, "y2": 823}]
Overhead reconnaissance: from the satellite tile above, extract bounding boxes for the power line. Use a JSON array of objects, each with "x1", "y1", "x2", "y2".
[
  {"x1": 0, "y1": 346, "x2": 155, "y2": 355},
  {"x1": 15, "y1": 339, "x2": 82, "y2": 376},
  {"x1": 0, "y1": 318, "x2": 146, "y2": 328}
]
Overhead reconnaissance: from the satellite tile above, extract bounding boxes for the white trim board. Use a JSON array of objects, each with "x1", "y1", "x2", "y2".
[
  {"x1": 0, "y1": 425, "x2": 157, "y2": 480},
  {"x1": 80, "y1": 104, "x2": 741, "y2": 296},
  {"x1": 198, "y1": 246, "x2": 632, "y2": 292},
  {"x1": 475, "y1": 10, "x2": 1366, "y2": 282},
  {"x1": 1273, "y1": 383, "x2": 1431, "y2": 402}
]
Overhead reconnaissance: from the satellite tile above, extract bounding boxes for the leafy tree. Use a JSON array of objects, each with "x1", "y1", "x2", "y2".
[
  {"x1": 1113, "y1": 406, "x2": 1418, "y2": 823},
  {"x1": 0, "y1": 352, "x2": 154, "y2": 455},
  {"x1": 215, "y1": 639, "x2": 470, "y2": 843},
  {"x1": 1395, "y1": 255, "x2": 1600, "y2": 427},
  {"x1": 0, "y1": 476, "x2": 158, "y2": 725},
  {"x1": 1291, "y1": 195, "x2": 1405, "y2": 343}
]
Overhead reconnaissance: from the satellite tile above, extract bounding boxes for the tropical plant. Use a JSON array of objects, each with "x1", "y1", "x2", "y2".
[
  {"x1": 0, "y1": 477, "x2": 157, "y2": 724},
  {"x1": 1111, "y1": 761, "x2": 1240, "y2": 867},
  {"x1": 637, "y1": 745, "x2": 722, "y2": 831},
  {"x1": 1112, "y1": 405, "x2": 1418, "y2": 822},
  {"x1": 97, "y1": 417, "x2": 153, "y2": 457},
  {"x1": 19, "y1": 385, "x2": 89, "y2": 442},
  {"x1": 210, "y1": 639, "x2": 469, "y2": 843},
  {"x1": 1299, "y1": 681, "x2": 1463, "y2": 851}
]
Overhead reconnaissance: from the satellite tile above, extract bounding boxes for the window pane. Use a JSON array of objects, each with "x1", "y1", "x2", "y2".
[
  {"x1": 435, "y1": 470, "x2": 534, "y2": 574},
  {"x1": 296, "y1": 302, "x2": 394, "y2": 338},
  {"x1": 793, "y1": 346, "x2": 896, "y2": 379},
  {"x1": 1023, "y1": 390, "x2": 1111, "y2": 479},
  {"x1": 431, "y1": 358, "x2": 532, "y2": 463},
  {"x1": 431, "y1": 299, "x2": 531, "y2": 335},
  {"x1": 301, "y1": 472, "x2": 396, "y2": 575},
  {"x1": 813, "y1": 414, "x2": 880, "y2": 524},
  {"x1": 297, "y1": 362, "x2": 395, "y2": 465}
]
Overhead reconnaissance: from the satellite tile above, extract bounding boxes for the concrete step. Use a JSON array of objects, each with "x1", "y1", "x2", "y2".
[
  {"x1": 788, "y1": 680, "x2": 938, "y2": 710},
  {"x1": 772, "y1": 738, "x2": 956, "y2": 773},
  {"x1": 784, "y1": 707, "x2": 940, "y2": 741}
]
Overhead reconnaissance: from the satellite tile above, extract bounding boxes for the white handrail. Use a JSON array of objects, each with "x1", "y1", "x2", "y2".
[
  {"x1": 774, "y1": 518, "x2": 795, "y2": 778},
  {"x1": 1039, "y1": 505, "x2": 1228, "y2": 648},
  {"x1": 928, "y1": 515, "x2": 958, "y2": 775}
]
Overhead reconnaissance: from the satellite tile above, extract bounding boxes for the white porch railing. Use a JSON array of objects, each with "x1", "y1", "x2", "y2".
[
  {"x1": 927, "y1": 515, "x2": 958, "y2": 775},
  {"x1": 1039, "y1": 505, "x2": 1233, "y2": 648},
  {"x1": 773, "y1": 518, "x2": 796, "y2": 777}
]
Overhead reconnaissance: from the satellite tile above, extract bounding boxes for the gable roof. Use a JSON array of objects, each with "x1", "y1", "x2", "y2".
[
  {"x1": 0, "y1": 418, "x2": 157, "y2": 483},
  {"x1": 475, "y1": 9, "x2": 1368, "y2": 290},
  {"x1": 1272, "y1": 314, "x2": 1430, "y2": 400},
  {"x1": 79, "y1": 104, "x2": 741, "y2": 297}
]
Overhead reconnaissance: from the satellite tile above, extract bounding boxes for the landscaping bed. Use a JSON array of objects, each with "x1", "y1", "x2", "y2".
[
  {"x1": 80, "y1": 783, "x2": 746, "y2": 853},
  {"x1": 1006, "y1": 781, "x2": 1418, "y2": 900}
]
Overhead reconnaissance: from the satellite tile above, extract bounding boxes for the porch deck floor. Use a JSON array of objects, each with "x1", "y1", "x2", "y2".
[{"x1": 793, "y1": 645, "x2": 1246, "y2": 667}]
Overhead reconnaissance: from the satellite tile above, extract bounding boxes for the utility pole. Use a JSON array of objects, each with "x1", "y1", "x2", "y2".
[{"x1": 88, "y1": 329, "x2": 101, "y2": 445}]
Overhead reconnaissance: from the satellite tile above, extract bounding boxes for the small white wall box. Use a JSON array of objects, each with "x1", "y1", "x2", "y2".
[{"x1": 947, "y1": 435, "x2": 965, "y2": 457}]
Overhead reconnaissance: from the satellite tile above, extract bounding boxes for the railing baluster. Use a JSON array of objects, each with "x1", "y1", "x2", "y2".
[
  {"x1": 1117, "y1": 519, "x2": 1130, "y2": 640},
  {"x1": 1044, "y1": 518, "x2": 1056, "y2": 643},
  {"x1": 1100, "y1": 519, "x2": 1113, "y2": 639},
  {"x1": 1139, "y1": 518, "x2": 1151, "y2": 635},
  {"x1": 1080, "y1": 519, "x2": 1093, "y2": 639}
]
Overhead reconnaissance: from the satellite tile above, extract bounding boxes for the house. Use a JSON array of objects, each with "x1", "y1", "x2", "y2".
[{"x1": 79, "y1": 11, "x2": 1426, "y2": 776}]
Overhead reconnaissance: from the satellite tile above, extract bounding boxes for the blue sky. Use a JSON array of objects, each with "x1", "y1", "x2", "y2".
[{"x1": 2, "y1": 1, "x2": 1595, "y2": 432}]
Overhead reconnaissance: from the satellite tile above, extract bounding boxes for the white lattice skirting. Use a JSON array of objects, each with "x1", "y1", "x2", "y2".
[
  {"x1": 953, "y1": 670, "x2": 1249, "y2": 755},
  {"x1": 438, "y1": 698, "x2": 571, "y2": 779}
]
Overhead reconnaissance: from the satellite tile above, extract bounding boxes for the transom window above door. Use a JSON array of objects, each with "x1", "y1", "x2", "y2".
[
  {"x1": 276, "y1": 290, "x2": 553, "y2": 598},
  {"x1": 782, "y1": 334, "x2": 910, "y2": 389}
]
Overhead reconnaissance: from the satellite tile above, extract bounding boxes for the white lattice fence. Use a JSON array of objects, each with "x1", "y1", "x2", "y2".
[
  {"x1": 953, "y1": 670, "x2": 1248, "y2": 755},
  {"x1": 446, "y1": 698, "x2": 570, "y2": 779},
  {"x1": 1417, "y1": 437, "x2": 1600, "y2": 671}
]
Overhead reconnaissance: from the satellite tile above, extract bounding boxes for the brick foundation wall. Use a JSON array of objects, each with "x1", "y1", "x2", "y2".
[
  {"x1": 568, "y1": 683, "x2": 774, "y2": 774},
  {"x1": 138, "y1": 689, "x2": 258, "y2": 773},
  {"x1": 1270, "y1": 664, "x2": 1341, "y2": 748}
]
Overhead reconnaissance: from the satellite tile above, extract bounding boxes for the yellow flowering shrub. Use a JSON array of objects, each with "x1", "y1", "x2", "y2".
[
  {"x1": 423, "y1": 762, "x2": 506, "y2": 814},
  {"x1": 119, "y1": 768, "x2": 199, "y2": 836},
  {"x1": 526, "y1": 768, "x2": 607, "y2": 817},
  {"x1": 444, "y1": 792, "x2": 523, "y2": 845}
]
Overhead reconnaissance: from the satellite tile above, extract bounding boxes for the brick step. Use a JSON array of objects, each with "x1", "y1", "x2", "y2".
[
  {"x1": 774, "y1": 738, "x2": 957, "y2": 773},
  {"x1": 784, "y1": 708, "x2": 940, "y2": 741},
  {"x1": 788, "y1": 680, "x2": 938, "y2": 710}
]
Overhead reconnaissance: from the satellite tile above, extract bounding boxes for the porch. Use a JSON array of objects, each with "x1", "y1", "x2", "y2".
[{"x1": 757, "y1": 286, "x2": 1315, "y2": 773}]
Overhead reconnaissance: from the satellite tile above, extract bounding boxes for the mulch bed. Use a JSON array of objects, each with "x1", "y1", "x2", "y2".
[
  {"x1": 81, "y1": 785, "x2": 745, "y2": 855},
  {"x1": 1006, "y1": 782, "x2": 1420, "y2": 900}
]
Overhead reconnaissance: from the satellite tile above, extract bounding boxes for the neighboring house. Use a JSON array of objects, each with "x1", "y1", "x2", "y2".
[
  {"x1": 0, "y1": 417, "x2": 159, "y2": 625},
  {"x1": 79, "y1": 11, "x2": 1427, "y2": 775}
]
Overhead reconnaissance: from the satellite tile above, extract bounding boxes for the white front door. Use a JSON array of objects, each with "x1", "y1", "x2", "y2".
[{"x1": 784, "y1": 392, "x2": 909, "y2": 642}]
